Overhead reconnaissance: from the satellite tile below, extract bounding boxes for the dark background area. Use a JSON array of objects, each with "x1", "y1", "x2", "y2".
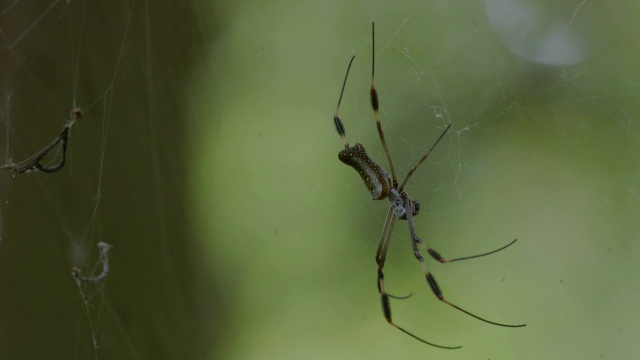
[{"x1": 0, "y1": 1, "x2": 218, "y2": 358}]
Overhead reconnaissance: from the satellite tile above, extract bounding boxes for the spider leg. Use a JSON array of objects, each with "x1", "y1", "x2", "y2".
[
  {"x1": 370, "y1": 22, "x2": 398, "y2": 186},
  {"x1": 398, "y1": 124, "x2": 451, "y2": 191},
  {"x1": 376, "y1": 207, "x2": 461, "y2": 349},
  {"x1": 375, "y1": 207, "x2": 412, "y2": 300},
  {"x1": 404, "y1": 196, "x2": 526, "y2": 328},
  {"x1": 375, "y1": 207, "x2": 395, "y2": 267},
  {"x1": 333, "y1": 55, "x2": 355, "y2": 149},
  {"x1": 417, "y1": 237, "x2": 519, "y2": 264}
]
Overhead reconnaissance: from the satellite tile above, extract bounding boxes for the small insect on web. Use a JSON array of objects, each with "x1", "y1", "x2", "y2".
[
  {"x1": 71, "y1": 241, "x2": 113, "y2": 284},
  {"x1": 71, "y1": 241, "x2": 113, "y2": 354},
  {"x1": 0, "y1": 108, "x2": 82, "y2": 174},
  {"x1": 332, "y1": 23, "x2": 526, "y2": 349}
]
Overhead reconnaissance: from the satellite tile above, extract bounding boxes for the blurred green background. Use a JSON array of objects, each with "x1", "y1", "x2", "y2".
[{"x1": 0, "y1": 0, "x2": 639, "y2": 359}]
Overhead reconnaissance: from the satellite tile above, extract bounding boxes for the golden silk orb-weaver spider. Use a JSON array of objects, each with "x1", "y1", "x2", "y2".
[{"x1": 332, "y1": 23, "x2": 526, "y2": 349}]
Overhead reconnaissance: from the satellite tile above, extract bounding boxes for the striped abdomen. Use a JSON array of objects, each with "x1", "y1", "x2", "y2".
[{"x1": 338, "y1": 143, "x2": 390, "y2": 200}]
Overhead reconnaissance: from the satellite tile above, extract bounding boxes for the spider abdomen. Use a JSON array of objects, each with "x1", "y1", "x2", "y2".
[{"x1": 338, "y1": 143, "x2": 390, "y2": 200}]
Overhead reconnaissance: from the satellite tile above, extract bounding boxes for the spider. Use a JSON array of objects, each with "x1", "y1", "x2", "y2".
[{"x1": 332, "y1": 23, "x2": 525, "y2": 349}]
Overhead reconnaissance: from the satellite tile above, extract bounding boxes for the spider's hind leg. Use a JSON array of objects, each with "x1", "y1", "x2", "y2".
[{"x1": 404, "y1": 196, "x2": 526, "y2": 328}]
